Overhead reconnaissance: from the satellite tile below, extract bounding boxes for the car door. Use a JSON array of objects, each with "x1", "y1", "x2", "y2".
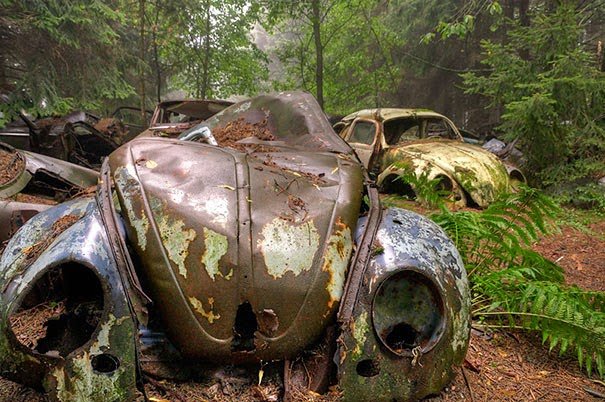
[{"x1": 344, "y1": 118, "x2": 380, "y2": 169}]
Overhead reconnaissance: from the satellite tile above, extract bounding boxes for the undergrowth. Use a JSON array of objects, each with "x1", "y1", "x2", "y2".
[{"x1": 427, "y1": 186, "x2": 605, "y2": 378}]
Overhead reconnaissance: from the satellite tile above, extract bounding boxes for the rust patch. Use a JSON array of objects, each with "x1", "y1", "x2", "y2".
[
  {"x1": 257, "y1": 309, "x2": 279, "y2": 336},
  {"x1": 322, "y1": 218, "x2": 353, "y2": 308},
  {"x1": 13, "y1": 193, "x2": 58, "y2": 205}
]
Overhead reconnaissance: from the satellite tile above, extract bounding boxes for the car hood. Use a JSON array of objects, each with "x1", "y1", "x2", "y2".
[
  {"x1": 109, "y1": 137, "x2": 363, "y2": 362},
  {"x1": 388, "y1": 140, "x2": 510, "y2": 207}
]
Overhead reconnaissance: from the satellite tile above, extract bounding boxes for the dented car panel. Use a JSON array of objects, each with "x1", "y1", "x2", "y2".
[
  {"x1": 109, "y1": 93, "x2": 363, "y2": 362},
  {"x1": 337, "y1": 108, "x2": 525, "y2": 208},
  {"x1": 337, "y1": 208, "x2": 470, "y2": 401},
  {"x1": 0, "y1": 92, "x2": 470, "y2": 401},
  {"x1": 0, "y1": 198, "x2": 137, "y2": 402}
]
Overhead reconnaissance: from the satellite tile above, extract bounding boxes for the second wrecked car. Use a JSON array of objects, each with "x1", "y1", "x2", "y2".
[
  {"x1": 0, "y1": 93, "x2": 470, "y2": 401},
  {"x1": 335, "y1": 109, "x2": 526, "y2": 208}
]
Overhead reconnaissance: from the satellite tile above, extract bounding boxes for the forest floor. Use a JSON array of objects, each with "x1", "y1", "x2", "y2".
[{"x1": 0, "y1": 208, "x2": 604, "y2": 402}]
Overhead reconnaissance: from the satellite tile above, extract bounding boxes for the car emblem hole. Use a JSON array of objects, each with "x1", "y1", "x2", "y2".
[{"x1": 232, "y1": 302, "x2": 258, "y2": 352}]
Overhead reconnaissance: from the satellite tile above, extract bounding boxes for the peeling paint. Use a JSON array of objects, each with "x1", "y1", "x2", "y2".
[
  {"x1": 195, "y1": 197, "x2": 229, "y2": 227},
  {"x1": 114, "y1": 166, "x2": 149, "y2": 250},
  {"x1": 201, "y1": 227, "x2": 228, "y2": 281},
  {"x1": 154, "y1": 209, "x2": 196, "y2": 278},
  {"x1": 52, "y1": 351, "x2": 127, "y2": 402},
  {"x1": 145, "y1": 160, "x2": 157, "y2": 169},
  {"x1": 322, "y1": 219, "x2": 353, "y2": 308},
  {"x1": 352, "y1": 311, "x2": 369, "y2": 359},
  {"x1": 189, "y1": 296, "x2": 220, "y2": 324},
  {"x1": 258, "y1": 218, "x2": 320, "y2": 279}
]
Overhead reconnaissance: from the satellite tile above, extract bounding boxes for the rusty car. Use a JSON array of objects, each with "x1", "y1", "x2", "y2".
[
  {"x1": 334, "y1": 109, "x2": 526, "y2": 208},
  {"x1": 0, "y1": 92, "x2": 470, "y2": 401},
  {"x1": 0, "y1": 110, "x2": 121, "y2": 169},
  {"x1": 0, "y1": 142, "x2": 98, "y2": 244}
]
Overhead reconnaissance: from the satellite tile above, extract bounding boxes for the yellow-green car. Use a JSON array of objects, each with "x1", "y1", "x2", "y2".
[{"x1": 334, "y1": 108, "x2": 525, "y2": 208}]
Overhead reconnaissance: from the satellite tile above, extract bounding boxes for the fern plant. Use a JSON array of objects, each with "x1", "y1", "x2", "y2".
[{"x1": 430, "y1": 186, "x2": 605, "y2": 378}]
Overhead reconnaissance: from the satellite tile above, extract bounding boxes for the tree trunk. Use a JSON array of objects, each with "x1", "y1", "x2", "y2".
[
  {"x1": 519, "y1": 0, "x2": 530, "y2": 27},
  {"x1": 201, "y1": 0, "x2": 211, "y2": 98},
  {"x1": 152, "y1": 0, "x2": 162, "y2": 103},
  {"x1": 139, "y1": 0, "x2": 147, "y2": 124},
  {"x1": 311, "y1": 0, "x2": 324, "y2": 109}
]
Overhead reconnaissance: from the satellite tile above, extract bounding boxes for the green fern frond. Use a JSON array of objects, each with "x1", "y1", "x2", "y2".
[{"x1": 430, "y1": 187, "x2": 605, "y2": 378}]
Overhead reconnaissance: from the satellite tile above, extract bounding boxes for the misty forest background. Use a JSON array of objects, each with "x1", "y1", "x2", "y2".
[{"x1": 1, "y1": 0, "x2": 605, "y2": 197}]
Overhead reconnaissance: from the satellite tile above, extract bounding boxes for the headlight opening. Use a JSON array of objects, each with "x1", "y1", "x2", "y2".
[{"x1": 372, "y1": 269, "x2": 446, "y2": 357}]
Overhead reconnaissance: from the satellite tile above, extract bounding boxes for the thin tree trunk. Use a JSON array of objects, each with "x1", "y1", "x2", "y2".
[
  {"x1": 139, "y1": 0, "x2": 147, "y2": 124},
  {"x1": 152, "y1": 0, "x2": 161, "y2": 102},
  {"x1": 519, "y1": 0, "x2": 530, "y2": 26},
  {"x1": 311, "y1": 0, "x2": 324, "y2": 109},
  {"x1": 201, "y1": 0, "x2": 211, "y2": 98}
]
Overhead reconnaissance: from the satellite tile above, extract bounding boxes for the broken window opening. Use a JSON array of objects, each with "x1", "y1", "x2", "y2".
[
  {"x1": 22, "y1": 170, "x2": 81, "y2": 202},
  {"x1": 9, "y1": 262, "x2": 104, "y2": 357},
  {"x1": 231, "y1": 302, "x2": 258, "y2": 352}
]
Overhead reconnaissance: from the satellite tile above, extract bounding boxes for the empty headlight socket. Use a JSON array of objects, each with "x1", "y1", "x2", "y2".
[{"x1": 371, "y1": 268, "x2": 447, "y2": 357}]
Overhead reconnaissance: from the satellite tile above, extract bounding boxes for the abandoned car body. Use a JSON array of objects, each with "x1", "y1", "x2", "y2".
[
  {"x1": 0, "y1": 111, "x2": 122, "y2": 169},
  {"x1": 0, "y1": 93, "x2": 470, "y2": 401},
  {"x1": 0, "y1": 142, "x2": 98, "y2": 243},
  {"x1": 334, "y1": 109, "x2": 526, "y2": 208},
  {"x1": 142, "y1": 99, "x2": 234, "y2": 139}
]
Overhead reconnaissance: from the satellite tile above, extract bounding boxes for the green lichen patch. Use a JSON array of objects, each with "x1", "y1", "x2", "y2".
[
  {"x1": 189, "y1": 296, "x2": 220, "y2": 324},
  {"x1": 352, "y1": 311, "x2": 369, "y2": 359},
  {"x1": 258, "y1": 218, "x2": 320, "y2": 279},
  {"x1": 150, "y1": 196, "x2": 197, "y2": 278},
  {"x1": 114, "y1": 166, "x2": 149, "y2": 251},
  {"x1": 201, "y1": 227, "x2": 228, "y2": 281}
]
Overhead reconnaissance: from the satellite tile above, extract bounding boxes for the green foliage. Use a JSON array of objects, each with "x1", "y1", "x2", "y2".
[
  {"x1": 0, "y1": 0, "x2": 135, "y2": 119},
  {"x1": 391, "y1": 163, "x2": 453, "y2": 209},
  {"x1": 461, "y1": 4, "x2": 605, "y2": 186},
  {"x1": 265, "y1": 0, "x2": 401, "y2": 114},
  {"x1": 431, "y1": 187, "x2": 605, "y2": 377},
  {"x1": 553, "y1": 183, "x2": 605, "y2": 214},
  {"x1": 157, "y1": 0, "x2": 268, "y2": 99}
]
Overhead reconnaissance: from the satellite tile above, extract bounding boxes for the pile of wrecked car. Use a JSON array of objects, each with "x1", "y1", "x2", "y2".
[{"x1": 0, "y1": 92, "x2": 471, "y2": 401}]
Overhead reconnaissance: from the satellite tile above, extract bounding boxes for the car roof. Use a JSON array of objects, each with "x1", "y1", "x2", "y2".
[{"x1": 340, "y1": 108, "x2": 447, "y2": 123}]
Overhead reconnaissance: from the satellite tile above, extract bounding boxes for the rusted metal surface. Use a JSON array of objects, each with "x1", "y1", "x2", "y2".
[
  {"x1": 0, "y1": 92, "x2": 471, "y2": 401},
  {"x1": 337, "y1": 108, "x2": 525, "y2": 207},
  {"x1": 0, "y1": 198, "x2": 138, "y2": 401},
  {"x1": 0, "y1": 111, "x2": 120, "y2": 168},
  {"x1": 0, "y1": 143, "x2": 98, "y2": 242},
  {"x1": 336, "y1": 208, "x2": 470, "y2": 401},
  {"x1": 110, "y1": 92, "x2": 363, "y2": 363}
]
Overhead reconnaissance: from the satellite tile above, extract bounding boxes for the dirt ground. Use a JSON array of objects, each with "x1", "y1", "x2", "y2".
[{"x1": 0, "y1": 211, "x2": 604, "y2": 402}]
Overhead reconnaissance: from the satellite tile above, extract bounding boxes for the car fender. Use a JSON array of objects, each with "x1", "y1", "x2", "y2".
[
  {"x1": 336, "y1": 207, "x2": 470, "y2": 401},
  {"x1": 0, "y1": 197, "x2": 138, "y2": 402}
]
